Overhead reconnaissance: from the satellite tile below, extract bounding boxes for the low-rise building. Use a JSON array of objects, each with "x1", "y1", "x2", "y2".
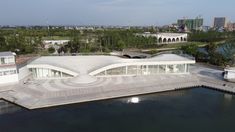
[
  {"x1": 224, "y1": 68, "x2": 235, "y2": 82},
  {"x1": 227, "y1": 22, "x2": 235, "y2": 31},
  {"x1": 136, "y1": 33, "x2": 188, "y2": 44},
  {"x1": 43, "y1": 40, "x2": 70, "y2": 49},
  {"x1": 0, "y1": 52, "x2": 18, "y2": 85},
  {"x1": 27, "y1": 54, "x2": 195, "y2": 81}
]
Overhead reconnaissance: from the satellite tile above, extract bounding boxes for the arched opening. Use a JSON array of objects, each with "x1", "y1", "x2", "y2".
[
  {"x1": 172, "y1": 38, "x2": 176, "y2": 42},
  {"x1": 176, "y1": 38, "x2": 179, "y2": 42},
  {"x1": 180, "y1": 37, "x2": 183, "y2": 41},
  {"x1": 184, "y1": 38, "x2": 187, "y2": 41},
  {"x1": 158, "y1": 38, "x2": 162, "y2": 43},
  {"x1": 132, "y1": 55, "x2": 147, "y2": 59},
  {"x1": 163, "y1": 38, "x2": 167, "y2": 43},
  {"x1": 123, "y1": 55, "x2": 131, "y2": 58},
  {"x1": 168, "y1": 38, "x2": 172, "y2": 43}
]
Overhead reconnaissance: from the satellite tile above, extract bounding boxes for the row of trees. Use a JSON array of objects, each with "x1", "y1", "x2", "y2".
[
  {"x1": 181, "y1": 40, "x2": 235, "y2": 66},
  {"x1": 0, "y1": 33, "x2": 43, "y2": 54},
  {"x1": 1, "y1": 28, "x2": 235, "y2": 55},
  {"x1": 55, "y1": 29, "x2": 158, "y2": 53},
  {"x1": 98, "y1": 30, "x2": 157, "y2": 52},
  {"x1": 188, "y1": 31, "x2": 235, "y2": 42}
]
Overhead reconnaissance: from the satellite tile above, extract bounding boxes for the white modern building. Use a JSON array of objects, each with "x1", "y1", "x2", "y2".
[
  {"x1": 43, "y1": 40, "x2": 70, "y2": 49},
  {"x1": 136, "y1": 33, "x2": 188, "y2": 44},
  {"x1": 157, "y1": 33, "x2": 188, "y2": 43},
  {"x1": 224, "y1": 68, "x2": 235, "y2": 82},
  {"x1": 27, "y1": 54, "x2": 195, "y2": 83},
  {"x1": 0, "y1": 52, "x2": 18, "y2": 85}
]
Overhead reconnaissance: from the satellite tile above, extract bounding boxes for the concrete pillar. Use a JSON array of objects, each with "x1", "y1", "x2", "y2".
[
  {"x1": 136, "y1": 65, "x2": 138, "y2": 75},
  {"x1": 157, "y1": 65, "x2": 159, "y2": 73},
  {"x1": 165, "y1": 65, "x2": 167, "y2": 73},
  {"x1": 173, "y1": 65, "x2": 177, "y2": 73},
  {"x1": 146, "y1": 65, "x2": 149, "y2": 75},
  {"x1": 184, "y1": 64, "x2": 187, "y2": 73}
]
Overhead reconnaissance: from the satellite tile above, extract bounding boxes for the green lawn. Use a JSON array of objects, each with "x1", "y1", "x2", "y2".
[{"x1": 157, "y1": 42, "x2": 207, "y2": 49}]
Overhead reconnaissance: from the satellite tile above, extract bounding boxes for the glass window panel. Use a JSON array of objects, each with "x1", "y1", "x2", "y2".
[
  {"x1": 106, "y1": 67, "x2": 126, "y2": 75},
  {"x1": 96, "y1": 71, "x2": 105, "y2": 76},
  {"x1": 167, "y1": 65, "x2": 175, "y2": 73},
  {"x1": 62, "y1": 72, "x2": 72, "y2": 77},
  {"x1": 127, "y1": 66, "x2": 137, "y2": 75},
  {"x1": 159, "y1": 65, "x2": 166, "y2": 73},
  {"x1": 176, "y1": 64, "x2": 186, "y2": 73}
]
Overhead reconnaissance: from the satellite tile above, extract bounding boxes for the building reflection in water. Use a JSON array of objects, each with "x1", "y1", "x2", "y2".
[
  {"x1": 119, "y1": 89, "x2": 189, "y2": 104},
  {"x1": 224, "y1": 93, "x2": 233, "y2": 100},
  {"x1": 0, "y1": 100, "x2": 21, "y2": 115}
]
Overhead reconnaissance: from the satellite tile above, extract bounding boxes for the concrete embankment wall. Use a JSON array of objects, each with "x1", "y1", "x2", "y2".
[
  {"x1": 18, "y1": 66, "x2": 31, "y2": 80},
  {"x1": 29, "y1": 77, "x2": 201, "y2": 109},
  {"x1": 2, "y1": 74, "x2": 235, "y2": 110},
  {"x1": 17, "y1": 61, "x2": 31, "y2": 81},
  {"x1": 0, "y1": 74, "x2": 19, "y2": 85}
]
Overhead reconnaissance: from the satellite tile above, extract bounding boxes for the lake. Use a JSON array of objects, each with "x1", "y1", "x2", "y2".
[{"x1": 0, "y1": 87, "x2": 235, "y2": 132}]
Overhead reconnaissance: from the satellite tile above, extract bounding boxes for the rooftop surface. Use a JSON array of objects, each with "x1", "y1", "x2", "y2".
[
  {"x1": 156, "y1": 33, "x2": 187, "y2": 37},
  {"x1": 28, "y1": 54, "x2": 195, "y2": 75},
  {"x1": 225, "y1": 67, "x2": 235, "y2": 71},
  {"x1": 0, "y1": 52, "x2": 14, "y2": 57}
]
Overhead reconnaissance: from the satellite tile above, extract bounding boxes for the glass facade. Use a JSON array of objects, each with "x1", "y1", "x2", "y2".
[
  {"x1": 106, "y1": 66, "x2": 126, "y2": 75},
  {"x1": 0, "y1": 70, "x2": 17, "y2": 76},
  {"x1": 0, "y1": 57, "x2": 15, "y2": 65},
  {"x1": 30, "y1": 68, "x2": 73, "y2": 79},
  {"x1": 94, "y1": 64, "x2": 189, "y2": 77}
]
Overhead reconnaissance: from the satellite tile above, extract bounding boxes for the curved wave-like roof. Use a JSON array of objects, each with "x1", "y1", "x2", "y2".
[{"x1": 27, "y1": 54, "x2": 195, "y2": 76}]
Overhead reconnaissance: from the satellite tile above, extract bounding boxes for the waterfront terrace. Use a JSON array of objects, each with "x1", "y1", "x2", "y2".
[{"x1": 1, "y1": 54, "x2": 235, "y2": 109}]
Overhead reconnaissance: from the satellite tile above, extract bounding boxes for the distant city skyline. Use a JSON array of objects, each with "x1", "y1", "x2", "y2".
[{"x1": 0, "y1": 0, "x2": 235, "y2": 26}]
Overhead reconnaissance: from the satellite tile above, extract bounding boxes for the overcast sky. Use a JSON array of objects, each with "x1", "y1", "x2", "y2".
[{"x1": 0, "y1": 0, "x2": 235, "y2": 26}]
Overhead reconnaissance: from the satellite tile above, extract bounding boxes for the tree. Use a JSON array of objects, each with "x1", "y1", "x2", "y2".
[
  {"x1": 116, "y1": 40, "x2": 126, "y2": 50},
  {"x1": 181, "y1": 43, "x2": 199, "y2": 57},
  {"x1": 206, "y1": 42, "x2": 218, "y2": 54},
  {"x1": 48, "y1": 47, "x2": 55, "y2": 53},
  {"x1": 221, "y1": 41, "x2": 235, "y2": 66},
  {"x1": 66, "y1": 36, "x2": 80, "y2": 53},
  {"x1": 0, "y1": 35, "x2": 7, "y2": 51}
]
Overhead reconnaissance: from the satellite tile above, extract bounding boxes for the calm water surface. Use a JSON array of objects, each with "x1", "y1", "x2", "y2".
[{"x1": 0, "y1": 87, "x2": 235, "y2": 132}]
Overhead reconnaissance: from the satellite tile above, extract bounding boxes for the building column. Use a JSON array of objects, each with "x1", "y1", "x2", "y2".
[
  {"x1": 184, "y1": 64, "x2": 187, "y2": 73},
  {"x1": 157, "y1": 65, "x2": 159, "y2": 73},
  {"x1": 173, "y1": 65, "x2": 177, "y2": 73},
  {"x1": 136, "y1": 65, "x2": 138, "y2": 75},
  {"x1": 165, "y1": 65, "x2": 167, "y2": 73},
  {"x1": 126, "y1": 66, "x2": 128, "y2": 75},
  {"x1": 146, "y1": 65, "x2": 149, "y2": 75}
]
